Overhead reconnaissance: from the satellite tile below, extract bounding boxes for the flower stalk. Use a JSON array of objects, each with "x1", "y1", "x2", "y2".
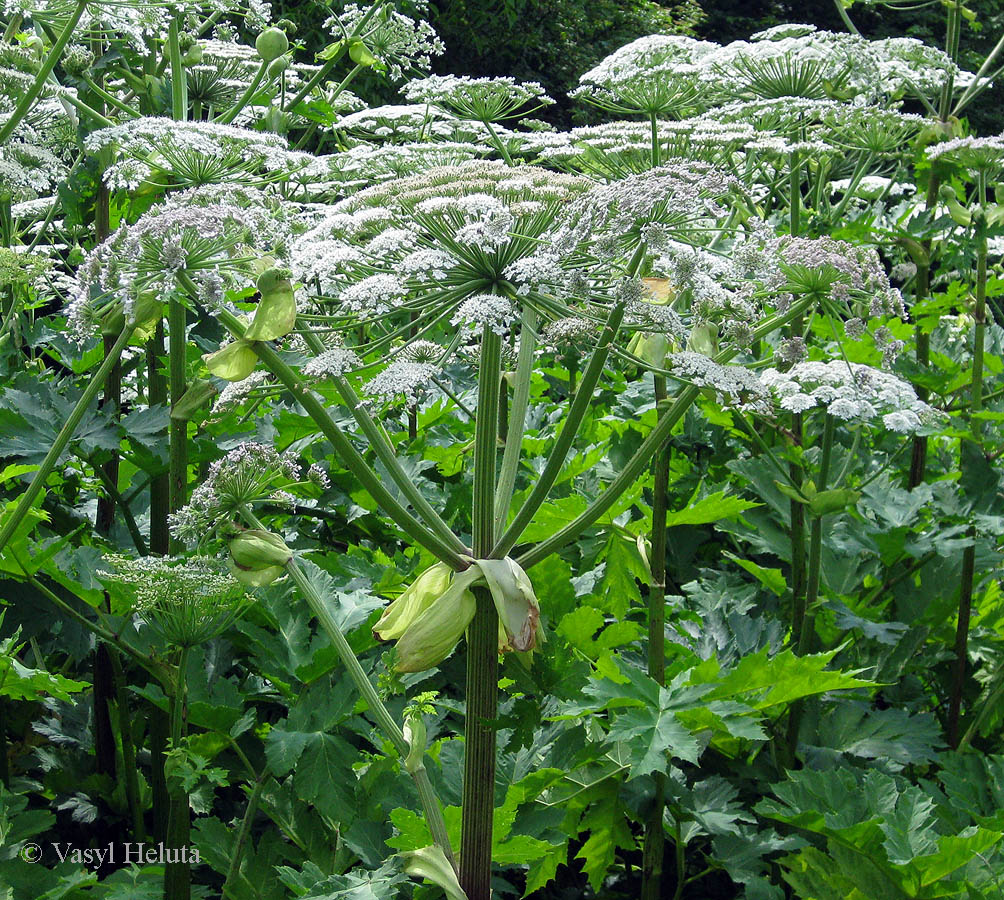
[
  {"x1": 238, "y1": 507, "x2": 457, "y2": 872},
  {"x1": 203, "y1": 293, "x2": 470, "y2": 570},
  {"x1": 460, "y1": 323, "x2": 503, "y2": 900},
  {"x1": 948, "y1": 170, "x2": 989, "y2": 747},
  {"x1": 641, "y1": 375, "x2": 670, "y2": 900}
]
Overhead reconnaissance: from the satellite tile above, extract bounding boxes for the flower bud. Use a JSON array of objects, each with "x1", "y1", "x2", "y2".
[
  {"x1": 687, "y1": 323, "x2": 718, "y2": 356},
  {"x1": 374, "y1": 562, "x2": 452, "y2": 642},
  {"x1": 267, "y1": 56, "x2": 288, "y2": 79},
  {"x1": 392, "y1": 572, "x2": 479, "y2": 673},
  {"x1": 348, "y1": 39, "x2": 377, "y2": 67},
  {"x1": 256, "y1": 27, "x2": 289, "y2": 63},
  {"x1": 229, "y1": 529, "x2": 292, "y2": 570},
  {"x1": 403, "y1": 713, "x2": 427, "y2": 775},
  {"x1": 227, "y1": 557, "x2": 285, "y2": 587},
  {"x1": 627, "y1": 331, "x2": 671, "y2": 368},
  {"x1": 476, "y1": 558, "x2": 541, "y2": 653}
]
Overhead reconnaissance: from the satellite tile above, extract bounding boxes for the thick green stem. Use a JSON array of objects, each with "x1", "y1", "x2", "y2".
[
  {"x1": 330, "y1": 373, "x2": 467, "y2": 556},
  {"x1": 0, "y1": 698, "x2": 7, "y2": 787},
  {"x1": 910, "y1": 162, "x2": 941, "y2": 488},
  {"x1": 641, "y1": 376, "x2": 670, "y2": 900},
  {"x1": 284, "y1": 0, "x2": 384, "y2": 113},
  {"x1": 222, "y1": 775, "x2": 266, "y2": 897},
  {"x1": 0, "y1": 0, "x2": 88, "y2": 144},
  {"x1": 86, "y1": 451, "x2": 148, "y2": 555},
  {"x1": 95, "y1": 196, "x2": 121, "y2": 541},
  {"x1": 831, "y1": 0, "x2": 861, "y2": 35},
  {"x1": 939, "y1": 0, "x2": 963, "y2": 117},
  {"x1": 959, "y1": 663, "x2": 1004, "y2": 750},
  {"x1": 148, "y1": 322, "x2": 171, "y2": 554},
  {"x1": 168, "y1": 15, "x2": 188, "y2": 121},
  {"x1": 483, "y1": 120, "x2": 514, "y2": 166},
  {"x1": 83, "y1": 76, "x2": 141, "y2": 118},
  {"x1": 107, "y1": 647, "x2": 145, "y2": 841},
  {"x1": 168, "y1": 297, "x2": 188, "y2": 551},
  {"x1": 461, "y1": 326, "x2": 503, "y2": 900},
  {"x1": 0, "y1": 325, "x2": 134, "y2": 556},
  {"x1": 215, "y1": 59, "x2": 268, "y2": 125},
  {"x1": 17, "y1": 565, "x2": 167, "y2": 681},
  {"x1": 494, "y1": 307, "x2": 537, "y2": 534},
  {"x1": 165, "y1": 23, "x2": 189, "y2": 542},
  {"x1": 650, "y1": 112, "x2": 661, "y2": 167},
  {"x1": 164, "y1": 646, "x2": 191, "y2": 900},
  {"x1": 949, "y1": 173, "x2": 988, "y2": 748},
  {"x1": 797, "y1": 414, "x2": 835, "y2": 657}
]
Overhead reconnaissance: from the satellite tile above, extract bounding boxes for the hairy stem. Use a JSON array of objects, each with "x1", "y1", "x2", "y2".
[
  {"x1": 518, "y1": 295, "x2": 816, "y2": 569},
  {"x1": 493, "y1": 303, "x2": 624, "y2": 557},
  {"x1": 494, "y1": 307, "x2": 537, "y2": 534},
  {"x1": 949, "y1": 173, "x2": 988, "y2": 748},
  {"x1": 222, "y1": 775, "x2": 266, "y2": 897},
  {"x1": 148, "y1": 322, "x2": 171, "y2": 554},
  {"x1": 209, "y1": 302, "x2": 467, "y2": 568},
  {"x1": 641, "y1": 376, "x2": 670, "y2": 900},
  {"x1": 461, "y1": 325, "x2": 503, "y2": 900},
  {"x1": 164, "y1": 646, "x2": 191, "y2": 900}
]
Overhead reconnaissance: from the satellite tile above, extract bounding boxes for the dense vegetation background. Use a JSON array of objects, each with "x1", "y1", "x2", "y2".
[{"x1": 1, "y1": 0, "x2": 1003, "y2": 899}]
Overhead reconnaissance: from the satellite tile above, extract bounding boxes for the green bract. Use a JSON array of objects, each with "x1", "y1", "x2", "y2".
[{"x1": 245, "y1": 268, "x2": 296, "y2": 341}]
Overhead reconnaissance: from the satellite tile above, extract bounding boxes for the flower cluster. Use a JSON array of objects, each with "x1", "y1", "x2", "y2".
[
  {"x1": 85, "y1": 118, "x2": 311, "y2": 190},
  {"x1": 403, "y1": 75, "x2": 552, "y2": 122},
  {"x1": 170, "y1": 442, "x2": 303, "y2": 544},
  {"x1": 99, "y1": 555, "x2": 250, "y2": 648},
  {"x1": 758, "y1": 360, "x2": 937, "y2": 431},
  {"x1": 329, "y1": 3, "x2": 444, "y2": 83}
]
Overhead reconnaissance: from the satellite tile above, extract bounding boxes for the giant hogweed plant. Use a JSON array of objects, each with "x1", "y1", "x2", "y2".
[{"x1": 0, "y1": 1, "x2": 1003, "y2": 899}]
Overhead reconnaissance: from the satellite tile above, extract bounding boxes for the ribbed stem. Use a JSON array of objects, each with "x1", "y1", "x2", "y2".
[
  {"x1": 798, "y1": 413, "x2": 835, "y2": 657},
  {"x1": 494, "y1": 307, "x2": 537, "y2": 534},
  {"x1": 168, "y1": 15, "x2": 188, "y2": 121},
  {"x1": 460, "y1": 325, "x2": 503, "y2": 900},
  {"x1": 949, "y1": 172, "x2": 988, "y2": 748},
  {"x1": 910, "y1": 162, "x2": 941, "y2": 487},
  {"x1": 493, "y1": 303, "x2": 624, "y2": 558},
  {"x1": 222, "y1": 775, "x2": 265, "y2": 897},
  {"x1": 216, "y1": 59, "x2": 267, "y2": 125},
  {"x1": 641, "y1": 376, "x2": 670, "y2": 900},
  {"x1": 331, "y1": 374, "x2": 467, "y2": 556},
  {"x1": 164, "y1": 646, "x2": 191, "y2": 900},
  {"x1": 168, "y1": 297, "x2": 188, "y2": 551},
  {"x1": 283, "y1": 0, "x2": 383, "y2": 113},
  {"x1": 108, "y1": 648, "x2": 145, "y2": 841},
  {"x1": 148, "y1": 322, "x2": 171, "y2": 554},
  {"x1": 518, "y1": 295, "x2": 817, "y2": 570}
]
